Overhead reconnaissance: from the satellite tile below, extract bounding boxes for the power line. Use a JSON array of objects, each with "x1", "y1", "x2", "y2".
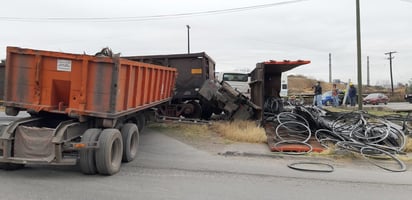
[{"x1": 0, "y1": 0, "x2": 307, "y2": 22}]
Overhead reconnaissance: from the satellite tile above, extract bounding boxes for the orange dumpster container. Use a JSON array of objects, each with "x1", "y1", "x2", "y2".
[{"x1": 4, "y1": 46, "x2": 177, "y2": 119}]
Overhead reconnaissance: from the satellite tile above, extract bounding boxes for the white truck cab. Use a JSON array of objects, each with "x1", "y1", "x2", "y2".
[
  {"x1": 216, "y1": 71, "x2": 250, "y2": 97},
  {"x1": 279, "y1": 73, "x2": 288, "y2": 98}
]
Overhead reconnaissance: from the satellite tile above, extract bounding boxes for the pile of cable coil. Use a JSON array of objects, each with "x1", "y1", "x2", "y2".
[{"x1": 264, "y1": 98, "x2": 411, "y2": 172}]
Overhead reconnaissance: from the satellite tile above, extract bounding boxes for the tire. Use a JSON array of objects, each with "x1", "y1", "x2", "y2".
[
  {"x1": 79, "y1": 128, "x2": 101, "y2": 175},
  {"x1": 201, "y1": 104, "x2": 213, "y2": 120},
  {"x1": 0, "y1": 162, "x2": 25, "y2": 170},
  {"x1": 0, "y1": 149, "x2": 24, "y2": 171},
  {"x1": 183, "y1": 101, "x2": 202, "y2": 119},
  {"x1": 136, "y1": 113, "x2": 145, "y2": 132},
  {"x1": 5, "y1": 107, "x2": 19, "y2": 116},
  {"x1": 96, "y1": 129, "x2": 123, "y2": 175},
  {"x1": 121, "y1": 123, "x2": 139, "y2": 162}
]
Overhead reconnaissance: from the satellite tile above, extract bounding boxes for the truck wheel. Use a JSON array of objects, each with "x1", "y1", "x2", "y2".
[
  {"x1": 183, "y1": 101, "x2": 202, "y2": 119},
  {"x1": 201, "y1": 109, "x2": 213, "y2": 120},
  {"x1": 121, "y1": 123, "x2": 139, "y2": 162},
  {"x1": 5, "y1": 107, "x2": 19, "y2": 116},
  {"x1": 0, "y1": 148, "x2": 25, "y2": 170},
  {"x1": 0, "y1": 163, "x2": 25, "y2": 170},
  {"x1": 96, "y1": 129, "x2": 123, "y2": 175},
  {"x1": 136, "y1": 113, "x2": 145, "y2": 132},
  {"x1": 79, "y1": 128, "x2": 101, "y2": 175}
]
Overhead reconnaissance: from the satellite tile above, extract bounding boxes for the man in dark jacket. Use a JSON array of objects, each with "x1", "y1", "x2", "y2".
[
  {"x1": 348, "y1": 83, "x2": 357, "y2": 106},
  {"x1": 313, "y1": 81, "x2": 322, "y2": 108}
]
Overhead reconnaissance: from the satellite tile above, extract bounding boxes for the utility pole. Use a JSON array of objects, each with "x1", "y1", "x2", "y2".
[
  {"x1": 385, "y1": 51, "x2": 397, "y2": 95},
  {"x1": 186, "y1": 25, "x2": 191, "y2": 54},
  {"x1": 329, "y1": 53, "x2": 332, "y2": 83},
  {"x1": 356, "y1": 0, "x2": 363, "y2": 110},
  {"x1": 367, "y1": 56, "x2": 370, "y2": 86}
]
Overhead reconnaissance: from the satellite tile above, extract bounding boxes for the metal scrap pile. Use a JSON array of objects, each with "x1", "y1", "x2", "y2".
[{"x1": 264, "y1": 98, "x2": 412, "y2": 172}]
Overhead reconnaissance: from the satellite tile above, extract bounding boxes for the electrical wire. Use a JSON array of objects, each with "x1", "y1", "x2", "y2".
[
  {"x1": 0, "y1": 0, "x2": 307, "y2": 22},
  {"x1": 287, "y1": 161, "x2": 334, "y2": 172},
  {"x1": 265, "y1": 106, "x2": 409, "y2": 172},
  {"x1": 360, "y1": 146, "x2": 407, "y2": 172}
]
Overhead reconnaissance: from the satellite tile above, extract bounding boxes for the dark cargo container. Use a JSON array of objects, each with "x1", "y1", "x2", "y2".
[
  {"x1": 124, "y1": 52, "x2": 215, "y2": 102},
  {"x1": 124, "y1": 52, "x2": 216, "y2": 119}
]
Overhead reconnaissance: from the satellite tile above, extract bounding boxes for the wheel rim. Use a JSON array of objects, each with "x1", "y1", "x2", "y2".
[
  {"x1": 111, "y1": 137, "x2": 122, "y2": 165},
  {"x1": 129, "y1": 131, "x2": 138, "y2": 157}
]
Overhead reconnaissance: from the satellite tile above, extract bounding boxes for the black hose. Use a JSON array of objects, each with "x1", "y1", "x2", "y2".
[{"x1": 287, "y1": 161, "x2": 334, "y2": 173}]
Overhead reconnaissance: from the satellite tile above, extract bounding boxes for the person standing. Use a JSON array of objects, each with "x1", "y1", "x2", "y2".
[
  {"x1": 348, "y1": 83, "x2": 357, "y2": 106},
  {"x1": 313, "y1": 81, "x2": 322, "y2": 108},
  {"x1": 332, "y1": 83, "x2": 339, "y2": 107}
]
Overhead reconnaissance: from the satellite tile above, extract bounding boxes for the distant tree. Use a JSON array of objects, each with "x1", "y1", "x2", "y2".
[{"x1": 407, "y1": 79, "x2": 412, "y2": 93}]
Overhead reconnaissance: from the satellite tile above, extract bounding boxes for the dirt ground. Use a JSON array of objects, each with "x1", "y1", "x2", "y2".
[{"x1": 147, "y1": 122, "x2": 232, "y2": 154}]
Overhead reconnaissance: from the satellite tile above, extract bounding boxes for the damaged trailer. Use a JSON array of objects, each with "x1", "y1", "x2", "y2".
[
  {"x1": 249, "y1": 60, "x2": 311, "y2": 121},
  {"x1": 197, "y1": 60, "x2": 310, "y2": 121},
  {"x1": 198, "y1": 80, "x2": 259, "y2": 120},
  {"x1": 0, "y1": 60, "x2": 4, "y2": 104},
  {"x1": 0, "y1": 47, "x2": 177, "y2": 175}
]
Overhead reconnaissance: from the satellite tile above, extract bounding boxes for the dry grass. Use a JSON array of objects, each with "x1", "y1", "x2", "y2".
[
  {"x1": 314, "y1": 145, "x2": 336, "y2": 155},
  {"x1": 148, "y1": 122, "x2": 210, "y2": 138},
  {"x1": 210, "y1": 120, "x2": 267, "y2": 143},
  {"x1": 148, "y1": 121, "x2": 267, "y2": 144},
  {"x1": 404, "y1": 137, "x2": 412, "y2": 153}
]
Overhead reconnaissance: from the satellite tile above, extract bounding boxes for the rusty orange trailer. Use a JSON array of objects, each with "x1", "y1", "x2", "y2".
[
  {"x1": 4, "y1": 47, "x2": 176, "y2": 120},
  {"x1": 0, "y1": 47, "x2": 177, "y2": 175}
]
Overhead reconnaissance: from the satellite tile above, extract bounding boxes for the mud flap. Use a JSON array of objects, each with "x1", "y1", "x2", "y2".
[{"x1": 14, "y1": 126, "x2": 55, "y2": 161}]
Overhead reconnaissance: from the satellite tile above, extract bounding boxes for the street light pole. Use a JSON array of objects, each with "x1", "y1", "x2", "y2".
[
  {"x1": 385, "y1": 51, "x2": 397, "y2": 95},
  {"x1": 356, "y1": 0, "x2": 363, "y2": 110},
  {"x1": 186, "y1": 25, "x2": 191, "y2": 54}
]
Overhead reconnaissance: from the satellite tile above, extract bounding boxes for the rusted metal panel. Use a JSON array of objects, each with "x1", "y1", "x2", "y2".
[
  {"x1": 124, "y1": 52, "x2": 215, "y2": 102},
  {"x1": 0, "y1": 61, "x2": 4, "y2": 102},
  {"x1": 4, "y1": 47, "x2": 177, "y2": 119},
  {"x1": 250, "y1": 60, "x2": 310, "y2": 120}
]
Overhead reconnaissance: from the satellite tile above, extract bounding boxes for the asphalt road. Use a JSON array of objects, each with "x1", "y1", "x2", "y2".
[{"x1": 1, "y1": 124, "x2": 412, "y2": 200}]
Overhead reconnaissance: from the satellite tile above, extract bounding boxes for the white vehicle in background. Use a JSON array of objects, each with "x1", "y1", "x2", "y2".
[
  {"x1": 216, "y1": 71, "x2": 250, "y2": 97},
  {"x1": 279, "y1": 73, "x2": 288, "y2": 98}
]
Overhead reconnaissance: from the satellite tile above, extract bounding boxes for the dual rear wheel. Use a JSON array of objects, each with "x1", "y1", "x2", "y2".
[{"x1": 79, "y1": 123, "x2": 139, "y2": 175}]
